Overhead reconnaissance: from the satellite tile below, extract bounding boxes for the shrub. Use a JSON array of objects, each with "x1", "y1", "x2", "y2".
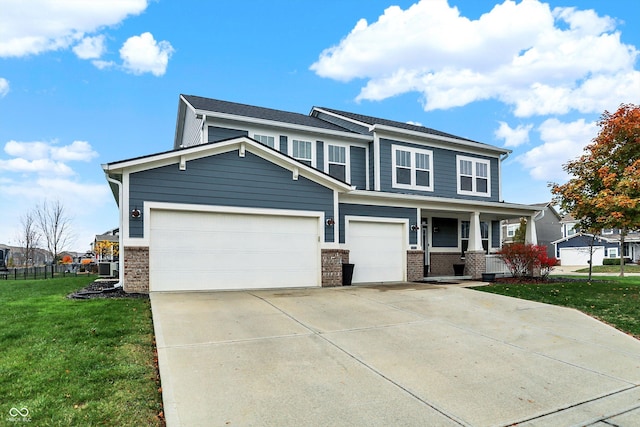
[
  {"x1": 603, "y1": 257, "x2": 631, "y2": 265},
  {"x1": 498, "y1": 243, "x2": 557, "y2": 278}
]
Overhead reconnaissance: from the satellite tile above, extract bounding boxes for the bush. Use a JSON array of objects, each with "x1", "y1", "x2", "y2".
[
  {"x1": 498, "y1": 243, "x2": 557, "y2": 278},
  {"x1": 603, "y1": 257, "x2": 632, "y2": 265}
]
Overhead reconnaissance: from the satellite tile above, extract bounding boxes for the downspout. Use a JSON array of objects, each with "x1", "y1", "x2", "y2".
[{"x1": 105, "y1": 173, "x2": 124, "y2": 288}]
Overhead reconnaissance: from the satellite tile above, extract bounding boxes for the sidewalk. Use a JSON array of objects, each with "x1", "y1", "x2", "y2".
[{"x1": 551, "y1": 265, "x2": 640, "y2": 276}]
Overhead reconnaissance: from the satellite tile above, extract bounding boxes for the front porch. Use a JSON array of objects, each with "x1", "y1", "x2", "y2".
[{"x1": 420, "y1": 209, "x2": 538, "y2": 280}]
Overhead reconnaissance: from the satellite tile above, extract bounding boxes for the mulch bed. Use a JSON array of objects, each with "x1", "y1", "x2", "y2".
[{"x1": 68, "y1": 280, "x2": 149, "y2": 299}]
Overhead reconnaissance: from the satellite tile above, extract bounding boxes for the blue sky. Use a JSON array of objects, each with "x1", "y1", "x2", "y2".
[{"x1": 1, "y1": 0, "x2": 639, "y2": 252}]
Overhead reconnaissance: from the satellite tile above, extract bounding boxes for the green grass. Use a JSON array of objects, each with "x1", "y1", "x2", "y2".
[
  {"x1": 474, "y1": 276, "x2": 640, "y2": 338},
  {"x1": 573, "y1": 264, "x2": 640, "y2": 273},
  {"x1": 0, "y1": 276, "x2": 163, "y2": 426}
]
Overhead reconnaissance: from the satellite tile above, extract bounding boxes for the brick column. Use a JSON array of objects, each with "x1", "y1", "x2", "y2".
[
  {"x1": 464, "y1": 250, "x2": 486, "y2": 280},
  {"x1": 123, "y1": 246, "x2": 149, "y2": 293},
  {"x1": 321, "y1": 249, "x2": 350, "y2": 287},
  {"x1": 407, "y1": 250, "x2": 425, "y2": 282}
]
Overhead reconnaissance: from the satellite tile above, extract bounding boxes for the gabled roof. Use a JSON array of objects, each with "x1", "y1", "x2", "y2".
[
  {"x1": 314, "y1": 106, "x2": 477, "y2": 142},
  {"x1": 182, "y1": 95, "x2": 351, "y2": 132},
  {"x1": 103, "y1": 135, "x2": 353, "y2": 204}
]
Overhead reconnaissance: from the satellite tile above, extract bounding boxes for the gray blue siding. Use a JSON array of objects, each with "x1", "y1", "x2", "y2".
[
  {"x1": 491, "y1": 220, "x2": 500, "y2": 248},
  {"x1": 338, "y1": 203, "x2": 418, "y2": 245},
  {"x1": 432, "y1": 217, "x2": 458, "y2": 247},
  {"x1": 316, "y1": 141, "x2": 324, "y2": 170},
  {"x1": 129, "y1": 151, "x2": 335, "y2": 242},
  {"x1": 379, "y1": 138, "x2": 500, "y2": 202},
  {"x1": 350, "y1": 146, "x2": 367, "y2": 189},
  {"x1": 208, "y1": 126, "x2": 248, "y2": 142}
]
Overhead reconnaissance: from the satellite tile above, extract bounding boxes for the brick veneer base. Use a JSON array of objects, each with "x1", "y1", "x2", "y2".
[
  {"x1": 464, "y1": 251, "x2": 486, "y2": 279},
  {"x1": 321, "y1": 249, "x2": 350, "y2": 287},
  {"x1": 123, "y1": 246, "x2": 149, "y2": 293},
  {"x1": 407, "y1": 250, "x2": 425, "y2": 282},
  {"x1": 429, "y1": 252, "x2": 465, "y2": 276}
]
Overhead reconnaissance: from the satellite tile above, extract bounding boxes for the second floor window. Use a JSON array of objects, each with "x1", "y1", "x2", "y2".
[
  {"x1": 292, "y1": 139, "x2": 312, "y2": 166},
  {"x1": 457, "y1": 155, "x2": 490, "y2": 197},
  {"x1": 392, "y1": 145, "x2": 433, "y2": 191},
  {"x1": 254, "y1": 134, "x2": 276, "y2": 149},
  {"x1": 328, "y1": 144, "x2": 347, "y2": 181}
]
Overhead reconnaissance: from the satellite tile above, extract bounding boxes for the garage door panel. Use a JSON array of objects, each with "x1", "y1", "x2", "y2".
[
  {"x1": 149, "y1": 210, "x2": 320, "y2": 291},
  {"x1": 560, "y1": 247, "x2": 604, "y2": 266},
  {"x1": 348, "y1": 221, "x2": 405, "y2": 283}
]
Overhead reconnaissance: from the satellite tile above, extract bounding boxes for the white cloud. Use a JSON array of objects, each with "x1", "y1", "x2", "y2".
[
  {"x1": 0, "y1": 77, "x2": 8, "y2": 97},
  {"x1": 0, "y1": 158, "x2": 75, "y2": 176},
  {"x1": 73, "y1": 35, "x2": 106, "y2": 59},
  {"x1": 4, "y1": 140, "x2": 97, "y2": 162},
  {"x1": 495, "y1": 122, "x2": 533, "y2": 147},
  {"x1": 51, "y1": 140, "x2": 98, "y2": 162},
  {"x1": 120, "y1": 32, "x2": 174, "y2": 76},
  {"x1": 0, "y1": 0, "x2": 148, "y2": 57},
  {"x1": 515, "y1": 118, "x2": 598, "y2": 182},
  {"x1": 310, "y1": 0, "x2": 640, "y2": 117},
  {"x1": 92, "y1": 59, "x2": 115, "y2": 70}
]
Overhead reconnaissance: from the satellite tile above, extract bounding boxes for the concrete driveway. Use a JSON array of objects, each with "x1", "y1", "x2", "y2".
[{"x1": 151, "y1": 283, "x2": 640, "y2": 426}]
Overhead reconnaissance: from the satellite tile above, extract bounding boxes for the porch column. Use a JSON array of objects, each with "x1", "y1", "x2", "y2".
[
  {"x1": 468, "y1": 211, "x2": 483, "y2": 251},
  {"x1": 525, "y1": 215, "x2": 538, "y2": 245}
]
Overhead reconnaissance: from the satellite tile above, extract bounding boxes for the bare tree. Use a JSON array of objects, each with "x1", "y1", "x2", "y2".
[
  {"x1": 35, "y1": 200, "x2": 74, "y2": 264},
  {"x1": 16, "y1": 211, "x2": 41, "y2": 267}
]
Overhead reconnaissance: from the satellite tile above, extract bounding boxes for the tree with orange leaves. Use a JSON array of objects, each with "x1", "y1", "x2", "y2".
[{"x1": 551, "y1": 103, "x2": 640, "y2": 277}]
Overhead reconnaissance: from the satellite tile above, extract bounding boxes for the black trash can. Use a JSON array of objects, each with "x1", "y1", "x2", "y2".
[
  {"x1": 453, "y1": 263, "x2": 465, "y2": 276},
  {"x1": 342, "y1": 263, "x2": 355, "y2": 286}
]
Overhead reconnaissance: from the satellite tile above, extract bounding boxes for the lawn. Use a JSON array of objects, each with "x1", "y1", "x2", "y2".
[
  {"x1": 474, "y1": 276, "x2": 640, "y2": 338},
  {"x1": 573, "y1": 264, "x2": 640, "y2": 273},
  {"x1": 0, "y1": 276, "x2": 163, "y2": 426}
]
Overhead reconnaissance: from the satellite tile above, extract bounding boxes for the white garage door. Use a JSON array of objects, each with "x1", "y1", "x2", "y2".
[
  {"x1": 149, "y1": 209, "x2": 320, "y2": 291},
  {"x1": 347, "y1": 220, "x2": 406, "y2": 283},
  {"x1": 559, "y1": 247, "x2": 605, "y2": 266}
]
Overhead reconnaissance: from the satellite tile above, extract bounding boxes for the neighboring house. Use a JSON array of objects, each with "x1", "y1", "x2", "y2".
[
  {"x1": 554, "y1": 215, "x2": 640, "y2": 265},
  {"x1": 93, "y1": 228, "x2": 120, "y2": 262},
  {"x1": 103, "y1": 94, "x2": 541, "y2": 293},
  {"x1": 553, "y1": 230, "x2": 640, "y2": 266},
  {"x1": 1, "y1": 245, "x2": 52, "y2": 267},
  {"x1": 501, "y1": 202, "x2": 562, "y2": 258}
]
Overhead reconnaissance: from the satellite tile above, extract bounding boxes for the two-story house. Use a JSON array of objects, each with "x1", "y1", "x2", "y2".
[{"x1": 103, "y1": 94, "x2": 541, "y2": 293}]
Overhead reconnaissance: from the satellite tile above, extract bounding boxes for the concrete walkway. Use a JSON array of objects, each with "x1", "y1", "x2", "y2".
[{"x1": 151, "y1": 283, "x2": 640, "y2": 426}]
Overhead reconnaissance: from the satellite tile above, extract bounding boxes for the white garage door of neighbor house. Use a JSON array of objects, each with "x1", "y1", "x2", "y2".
[
  {"x1": 347, "y1": 220, "x2": 405, "y2": 283},
  {"x1": 149, "y1": 210, "x2": 320, "y2": 291},
  {"x1": 559, "y1": 247, "x2": 605, "y2": 266}
]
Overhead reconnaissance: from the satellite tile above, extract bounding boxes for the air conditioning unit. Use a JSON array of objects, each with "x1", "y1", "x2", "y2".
[{"x1": 98, "y1": 262, "x2": 118, "y2": 277}]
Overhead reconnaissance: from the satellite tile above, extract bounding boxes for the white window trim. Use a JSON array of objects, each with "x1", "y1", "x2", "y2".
[
  {"x1": 253, "y1": 133, "x2": 278, "y2": 151},
  {"x1": 288, "y1": 138, "x2": 316, "y2": 167},
  {"x1": 391, "y1": 144, "x2": 434, "y2": 192},
  {"x1": 324, "y1": 143, "x2": 351, "y2": 184},
  {"x1": 456, "y1": 155, "x2": 491, "y2": 197}
]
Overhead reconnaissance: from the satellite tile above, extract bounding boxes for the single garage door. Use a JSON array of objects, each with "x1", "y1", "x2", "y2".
[
  {"x1": 347, "y1": 220, "x2": 405, "y2": 283},
  {"x1": 559, "y1": 246, "x2": 605, "y2": 266},
  {"x1": 149, "y1": 209, "x2": 320, "y2": 291}
]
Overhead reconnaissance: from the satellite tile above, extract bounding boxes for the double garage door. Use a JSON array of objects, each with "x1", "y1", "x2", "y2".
[
  {"x1": 148, "y1": 210, "x2": 408, "y2": 291},
  {"x1": 149, "y1": 209, "x2": 321, "y2": 292}
]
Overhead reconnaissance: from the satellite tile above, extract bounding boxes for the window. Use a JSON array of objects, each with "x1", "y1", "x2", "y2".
[
  {"x1": 608, "y1": 247, "x2": 619, "y2": 258},
  {"x1": 456, "y1": 155, "x2": 490, "y2": 197},
  {"x1": 292, "y1": 139, "x2": 313, "y2": 166},
  {"x1": 254, "y1": 134, "x2": 276, "y2": 149},
  {"x1": 327, "y1": 144, "x2": 347, "y2": 182},
  {"x1": 602, "y1": 228, "x2": 614, "y2": 235},
  {"x1": 461, "y1": 220, "x2": 489, "y2": 254},
  {"x1": 391, "y1": 145, "x2": 433, "y2": 191},
  {"x1": 506, "y1": 224, "x2": 518, "y2": 238}
]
